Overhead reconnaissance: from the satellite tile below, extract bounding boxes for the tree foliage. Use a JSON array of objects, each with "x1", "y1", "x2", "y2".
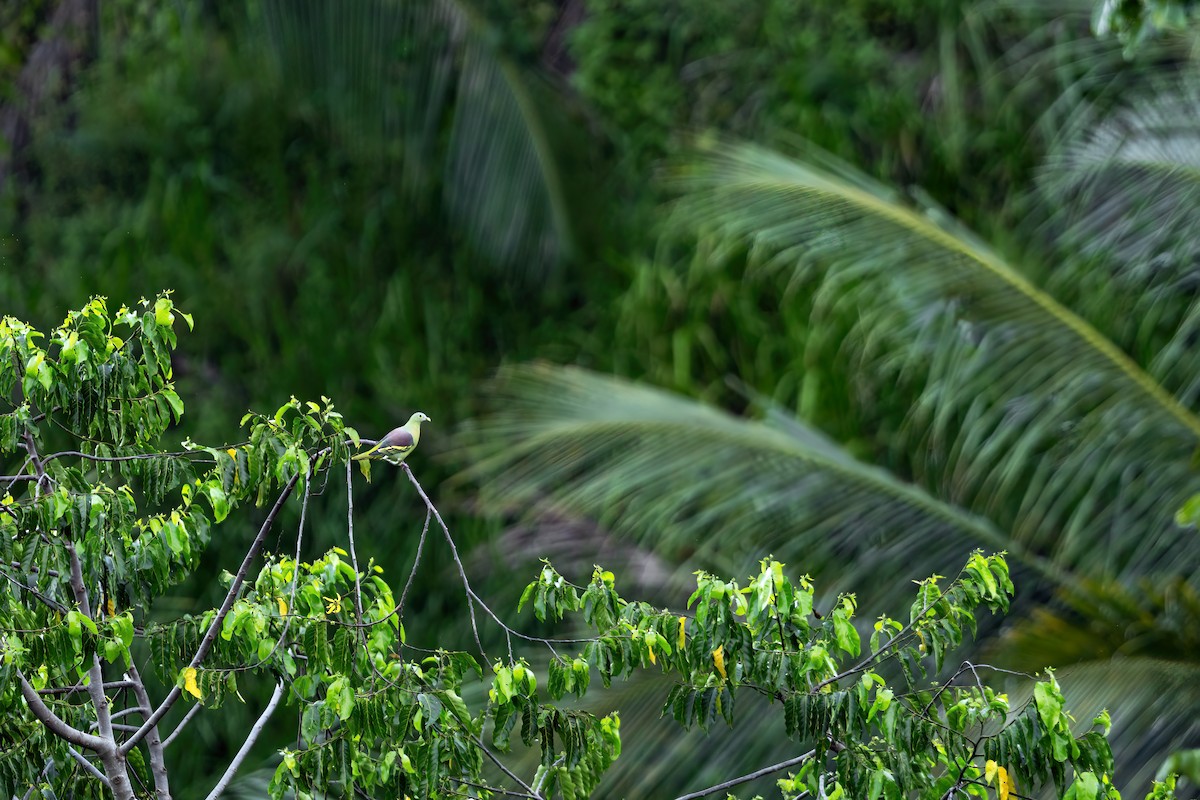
[{"x1": 0, "y1": 297, "x2": 1182, "y2": 799}]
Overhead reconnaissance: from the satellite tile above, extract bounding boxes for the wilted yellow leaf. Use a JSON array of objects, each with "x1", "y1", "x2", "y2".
[
  {"x1": 277, "y1": 597, "x2": 288, "y2": 617},
  {"x1": 985, "y1": 760, "x2": 997, "y2": 784},
  {"x1": 105, "y1": 596, "x2": 116, "y2": 618},
  {"x1": 678, "y1": 616, "x2": 687, "y2": 650},
  {"x1": 182, "y1": 667, "x2": 202, "y2": 700},
  {"x1": 712, "y1": 645, "x2": 726, "y2": 681},
  {"x1": 998, "y1": 766, "x2": 1010, "y2": 800}
]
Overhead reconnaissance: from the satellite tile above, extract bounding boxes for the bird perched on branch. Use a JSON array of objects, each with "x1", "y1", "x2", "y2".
[{"x1": 352, "y1": 412, "x2": 431, "y2": 465}]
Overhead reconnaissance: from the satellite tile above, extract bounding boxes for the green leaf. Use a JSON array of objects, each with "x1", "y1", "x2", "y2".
[
  {"x1": 162, "y1": 388, "x2": 184, "y2": 421},
  {"x1": 440, "y1": 689, "x2": 477, "y2": 734},
  {"x1": 833, "y1": 612, "x2": 861, "y2": 657},
  {"x1": 1063, "y1": 770, "x2": 1100, "y2": 800},
  {"x1": 153, "y1": 297, "x2": 176, "y2": 327},
  {"x1": 205, "y1": 484, "x2": 230, "y2": 522}
]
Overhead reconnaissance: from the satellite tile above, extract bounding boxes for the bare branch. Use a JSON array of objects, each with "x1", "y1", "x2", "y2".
[
  {"x1": 17, "y1": 670, "x2": 109, "y2": 751},
  {"x1": 397, "y1": 509, "x2": 431, "y2": 621},
  {"x1": 202, "y1": 680, "x2": 286, "y2": 800},
  {"x1": 64, "y1": 540, "x2": 120, "y2": 748},
  {"x1": 6, "y1": 561, "x2": 59, "y2": 578},
  {"x1": 38, "y1": 679, "x2": 135, "y2": 696},
  {"x1": 126, "y1": 662, "x2": 170, "y2": 799},
  {"x1": 160, "y1": 697, "x2": 204, "y2": 750},
  {"x1": 122, "y1": 473, "x2": 301, "y2": 755},
  {"x1": 67, "y1": 746, "x2": 111, "y2": 788},
  {"x1": 402, "y1": 464, "x2": 488, "y2": 662},
  {"x1": 473, "y1": 733, "x2": 543, "y2": 800},
  {"x1": 40, "y1": 449, "x2": 204, "y2": 465},
  {"x1": 452, "y1": 778, "x2": 540, "y2": 799},
  {"x1": 345, "y1": 461, "x2": 366, "y2": 633},
  {"x1": 672, "y1": 750, "x2": 816, "y2": 800}
]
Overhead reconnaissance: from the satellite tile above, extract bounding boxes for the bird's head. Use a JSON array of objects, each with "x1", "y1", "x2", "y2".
[{"x1": 409, "y1": 411, "x2": 432, "y2": 426}]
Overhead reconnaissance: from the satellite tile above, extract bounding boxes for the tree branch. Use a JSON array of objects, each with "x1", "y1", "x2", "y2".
[
  {"x1": 402, "y1": 464, "x2": 488, "y2": 662},
  {"x1": 473, "y1": 733, "x2": 543, "y2": 800},
  {"x1": 160, "y1": 697, "x2": 204, "y2": 750},
  {"x1": 66, "y1": 538, "x2": 136, "y2": 800},
  {"x1": 121, "y1": 473, "x2": 301, "y2": 755},
  {"x1": 17, "y1": 671, "x2": 109, "y2": 751},
  {"x1": 345, "y1": 461, "x2": 366, "y2": 634},
  {"x1": 38, "y1": 679, "x2": 134, "y2": 696},
  {"x1": 67, "y1": 746, "x2": 111, "y2": 788},
  {"x1": 201, "y1": 680, "x2": 285, "y2": 800},
  {"x1": 672, "y1": 750, "x2": 816, "y2": 800},
  {"x1": 126, "y1": 662, "x2": 171, "y2": 799}
]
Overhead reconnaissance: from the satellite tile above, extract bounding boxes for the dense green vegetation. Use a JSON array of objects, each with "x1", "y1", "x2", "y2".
[
  {"x1": 3, "y1": 0, "x2": 1200, "y2": 796},
  {"x1": 0, "y1": 297, "x2": 1178, "y2": 798}
]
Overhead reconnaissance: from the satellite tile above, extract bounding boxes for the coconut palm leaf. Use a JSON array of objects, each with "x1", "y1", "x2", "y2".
[
  {"x1": 461, "y1": 363, "x2": 1057, "y2": 610},
  {"x1": 1037, "y1": 73, "x2": 1200, "y2": 406},
  {"x1": 257, "y1": 0, "x2": 571, "y2": 275},
  {"x1": 458, "y1": 138, "x2": 1200, "y2": 791},
  {"x1": 664, "y1": 140, "x2": 1200, "y2": 578}
]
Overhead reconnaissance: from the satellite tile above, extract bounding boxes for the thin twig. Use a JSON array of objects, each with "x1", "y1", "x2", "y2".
[
  {"x1": 345, "y1": 460, "x2": 366, "y2": 635},
  {"x1": 67, "y1": 746, "x2": 111, "y2": 788},
  {"x1": 0, "y1": 566, "x2": 68, "y2": 613},
  {"x1": 121, "y1": 473, "x2": 301, "y2": 755},
  {"x1": 201, "y1": 680, "x2": 286, "y2": 800},
  {"x1": 672, "y1": 750, "x2": 816, "y2": 800},
  {"x1": 37, "y1": 680, "x2": 135, "y2": 696},
  {"x1": 40, "y1": 450, "x2": 201, "y2": 465},
  {"x1": 126, "y1": 662, "x2": 170, "y2": 799},
  {"x1": 474, "y1": 734, "x2": 544, "y2": 800},
  {"x1": 160, "y1": 698, "x2": 204, "y2": 750},
  {"x1": 402, "y1": 464, "x2": 488, "y2": 663},
  {"x1": 452, "y1": 777, "x2": 540, "y2": 799},
  {"x1": 397, "y1": 508, "x2": 431, "y2": 620}
]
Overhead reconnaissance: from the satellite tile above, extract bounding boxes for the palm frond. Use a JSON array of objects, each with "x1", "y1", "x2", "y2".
[
  {"x1": 257, "y1": 0, "x2": 571, "y2": 275},
  {"x1": 994, "y1": 576, "x2": 1200, "y2": 667},
  {"x1": 461, "y1": 363, "x2": 1039, "y2": 609},
  {"x1": 1038, "y1": 73, "x2": 1200, "y2": 405},
  {"x1": 667, "y1": 140, "x2": 1200, "y2": 578}
]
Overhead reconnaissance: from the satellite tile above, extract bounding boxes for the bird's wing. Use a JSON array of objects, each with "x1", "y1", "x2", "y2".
[{"x1": 381, "y1": 428, "x2": 416, "y2": 449}]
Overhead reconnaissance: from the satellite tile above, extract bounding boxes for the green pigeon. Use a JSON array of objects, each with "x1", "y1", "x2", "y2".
[{"x1": 352, "y1": 412, "x2": 431, "y2": 465}]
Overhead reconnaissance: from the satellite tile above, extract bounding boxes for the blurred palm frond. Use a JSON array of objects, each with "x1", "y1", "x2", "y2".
[
  {"x1": 665, "y1": 140, "x2": 1200, "y2": 577},
  {"x1": 257, "y1": 0, "x2": 571, "y2": 276},
  {"x1": 461, "y1": 363, "x2": 1025, "y2": 610}
]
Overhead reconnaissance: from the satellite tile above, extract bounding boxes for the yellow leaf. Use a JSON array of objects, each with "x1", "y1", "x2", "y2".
[
  {"x1": 985, "y1": 760, "x2": 997, "y2": 784},
  {"x1": 678, "y1": 616, "x2": 687, "y2": 650},
  {"x1": 277, "y1": 597, "x2": 288, "y2": 617},
  {"x1": 647, "y1": 645, "x2": 656, "y2": 665},
  {"x1": 712, "y1": 645, "x2": 727, "y2": 682},
  {"x1": 105, "y1": 596, "x2": 116, "y2": 618},
  {"x1": 998, "y1": 766, "x2": 1010, "y2": 800},
  {"x1": 182, "y1": 667, "x2": 202, "y2": 700}
]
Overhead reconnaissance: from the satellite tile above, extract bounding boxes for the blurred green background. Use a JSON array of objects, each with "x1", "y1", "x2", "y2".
[{"x1": 4, "y1": 0, "x2": 1200, "y2": 796}]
